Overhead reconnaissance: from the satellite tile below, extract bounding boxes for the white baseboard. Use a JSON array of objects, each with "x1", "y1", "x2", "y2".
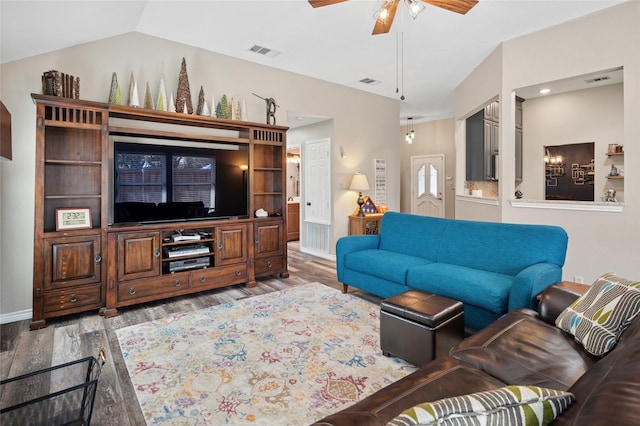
[
  {"x1": 299, "y1": 246, "x2": 336, "y2": 261},
  {"x1": 0, "y1": 309, "x2": 32, "y2": 324}
]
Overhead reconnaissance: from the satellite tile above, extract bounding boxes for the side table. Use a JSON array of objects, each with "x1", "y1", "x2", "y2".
[{"x1": 348, "y1": 214, "x2": 384, "y2": 235}]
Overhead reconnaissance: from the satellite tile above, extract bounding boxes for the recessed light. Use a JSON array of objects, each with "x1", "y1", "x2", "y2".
[{"x1": 539, "y1": 88, "x2": 551, "y2": 95}]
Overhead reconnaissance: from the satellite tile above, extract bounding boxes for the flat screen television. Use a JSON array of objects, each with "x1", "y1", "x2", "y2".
[{"x1": 112, "y1": 139, "x2": 249, "y2": 224}]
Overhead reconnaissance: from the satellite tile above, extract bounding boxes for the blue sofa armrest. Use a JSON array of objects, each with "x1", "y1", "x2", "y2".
[
  {"x1": 509, "y1": 263, "x2": 563, "y2": 311},
  {"x1": 336, "y1": 235, "x2": 380, "y2": 281}
]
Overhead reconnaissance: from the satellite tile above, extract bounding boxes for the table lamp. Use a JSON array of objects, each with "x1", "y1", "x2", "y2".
[{"x1": 349, "y1": 172, "x2": 370, "y2": 216}]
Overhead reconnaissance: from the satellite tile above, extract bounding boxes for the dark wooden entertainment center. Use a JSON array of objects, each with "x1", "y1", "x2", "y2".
[{"x1": 31, "y1": 94, "x2": 289, "y2": 329}]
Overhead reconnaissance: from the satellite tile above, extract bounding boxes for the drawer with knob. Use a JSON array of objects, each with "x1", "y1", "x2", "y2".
[
  {"x1": 254, "y1": 256, "x2": 284, "y2": 277},
  {"x1": 118, "y1": 274, "x2": 191, "y2": 304},
  {"x1": 190, "y1": 264, "x2": 248, "y2": 289},
  {"x1": 43, "y1": 284, "x2": 102, "y2": 314}
]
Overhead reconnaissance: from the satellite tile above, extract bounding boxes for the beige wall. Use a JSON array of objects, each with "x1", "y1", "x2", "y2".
[
  {"x1": 519, "y1": 84, "x2": 624, "y2": 201},
  {"x1": 0, "y1": 32, "x2": 400, "y2": 320},
  {"x1": 455, "y1": 1, "x2": 640, "y2": 283},
  {"x1": 399, "y1": 118, "x2": 456, "y2": 218}
]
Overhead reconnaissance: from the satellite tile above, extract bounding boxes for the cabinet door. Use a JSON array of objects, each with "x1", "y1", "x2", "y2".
[
  {"x1": 254, "y1": 220, "x2": 284, "y2": 258},
  {"x1": 515, "y1": 128, "x2": 523, "y2": 182},
  {"x1": 43, "y1": 234, "x2": 102, "y2": 290},
  {"x1": 117, "y1": 231, "x2": 161, "y2": 281},
  {"x1": 216, "y1": 224, "x2": 247, "y2": 266}
]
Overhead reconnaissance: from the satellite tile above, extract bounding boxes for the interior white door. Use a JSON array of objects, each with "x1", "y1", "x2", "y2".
[
  {"x1": 411, "y1": 154, "x2": 445, "y2": 218},
  {"x1": 304, "y1": 138, "x2": 331, "y2": 225}
]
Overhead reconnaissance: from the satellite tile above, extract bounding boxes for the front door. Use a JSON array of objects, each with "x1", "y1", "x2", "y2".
[{"x1": 411, "y1": 154, "x2": 445, "y2": 218}]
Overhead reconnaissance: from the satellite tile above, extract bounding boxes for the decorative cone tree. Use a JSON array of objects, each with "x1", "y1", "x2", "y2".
[{"x1": 176, "y1": 57, "x2": 193, "y2": 114}]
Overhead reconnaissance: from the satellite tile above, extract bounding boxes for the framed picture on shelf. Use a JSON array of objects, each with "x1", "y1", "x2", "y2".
[{"x1": 55, "y1": 207, "x2": 92, "y2": 231}]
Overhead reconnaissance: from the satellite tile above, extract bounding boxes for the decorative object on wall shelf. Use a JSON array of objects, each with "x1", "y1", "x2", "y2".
[
  {"x1": 128, "y1": 73, "x2": 139, "y2": 107},
  {"x1": 108, "y1": 72, "x2": 122, "y2": 104},
  {"x1": 608, "y1": 144, "x2": 624, "y2": 155},
  {"x1": 156, "y1": 75, "x2": 168, "y2": 111},
  {"x1": 253, "y1": 92, "x2": 278, "y2": 125},
  {"x1": 603, "y1": 189, "x2": 617, "y2": 202},
  {"x1": 609, "y1": 163, "x2": 619, "y2": 176},
  {"x1": 216, "y1": 94, "x2": 230, "y2": 119},
  {"x1": 571, "y1": 160, "x2": 595, "y2": 185},
  {"x1": 143, "y1": 82, "x2": 153, "y2": 109},
  {"x1": 515, "y1": 190, "x2": 523, "y2": 199},
  {"x1": 176, "y1": 57, "x2": 193, "y2": 114},
  {"x1": 42, "y1": 70, "x2": 80, "y2": 99},
  {"x1": 55, "y1": 207, "x2": 92, "y2": 231},
  {"x1": 196, "y1": 86, "x2": 206, "y2": 115}
]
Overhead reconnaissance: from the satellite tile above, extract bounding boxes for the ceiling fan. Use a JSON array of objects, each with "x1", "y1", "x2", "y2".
[{"x1": 308, "y1": 0, "x2": 478, "y2": 35}]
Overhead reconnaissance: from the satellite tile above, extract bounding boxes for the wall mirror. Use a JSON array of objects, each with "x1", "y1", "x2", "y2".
[{"x1": 286, "y1": 147, "x2": 301, "y2": 199}]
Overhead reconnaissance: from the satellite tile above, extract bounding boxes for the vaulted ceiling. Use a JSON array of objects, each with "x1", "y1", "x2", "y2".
[{"x1": 0, "y1": 0, "x2": 626, "y2": 122}]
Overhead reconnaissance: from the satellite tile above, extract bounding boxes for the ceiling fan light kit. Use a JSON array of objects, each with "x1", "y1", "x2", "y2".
[{"x1": 309, "y1": 0, "x2": 478, "y2": 35}]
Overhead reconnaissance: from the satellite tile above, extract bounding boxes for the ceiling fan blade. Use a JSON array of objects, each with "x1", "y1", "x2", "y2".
[
  {"x1": 422, "y1": 0, "x2": 478, "y2": 15},
  {"x1": 372, "y1": 0, "x2": 399, "y2": 35},
  {"x1": 308, "y1": 0, "x2": 349, "y2": 8}
]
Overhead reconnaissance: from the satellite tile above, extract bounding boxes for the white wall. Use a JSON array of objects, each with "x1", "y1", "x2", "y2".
[
  {"x1": 519, "y1": 84, "x2": 624, "y2": 201},
  {"x1": 0, "y1": 32, "x2": 400, "y2": 320},
  {"x1": 456, "y1": 1, "x2": 640, "y2": 283}
]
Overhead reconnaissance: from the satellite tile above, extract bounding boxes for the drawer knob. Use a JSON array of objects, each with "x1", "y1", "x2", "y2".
[
  {"x1": 199, "y1": 276, "x2": 206, "y2": 283},
  {"x1": 217, "y1": 242, "x2": 223, "y2": 251},
  {"x1": 175, "y1": 280, "x2": 181, "y2": 287},
  {"x1": 267, "y1": 261, "x2": 272, "y2": 268},
  {"x1": 70, "y1": 294, "x2": 77, "y2": 303},
  {"x1": 235, "y1": 269, "x2": 241, "y2": 276},
  {"x1": 94, "y1": 254, "x2": 102, "y2": 263},
  {"x1": 154, "y1": 248, "x2": 161, "y2": 258},
  {"x1": 129, "y1": 287, "x2": 136, "y2": 295}
]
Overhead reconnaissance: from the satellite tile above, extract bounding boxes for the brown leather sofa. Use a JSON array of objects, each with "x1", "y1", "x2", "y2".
[{"x1": 313, "y1": 284, "x2": 640, "y2": 425}]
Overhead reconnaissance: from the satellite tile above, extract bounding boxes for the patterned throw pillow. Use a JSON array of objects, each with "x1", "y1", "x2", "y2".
[
  {"x1": 555, "y1": 273, "x2": 640, "y2": 356},
  {"x1": 387, "y1": 386, "x2": 574, "y2": 426}
]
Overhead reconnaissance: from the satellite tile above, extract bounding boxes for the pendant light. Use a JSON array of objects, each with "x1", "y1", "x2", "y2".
[{"x1": 405, "y1": 117, "x2": 415, "y2": 144}]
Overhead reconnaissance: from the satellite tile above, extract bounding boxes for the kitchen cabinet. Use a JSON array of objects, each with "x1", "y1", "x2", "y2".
[{"x1": 466, "y1": 100, "x2": 499, "y2": 181}]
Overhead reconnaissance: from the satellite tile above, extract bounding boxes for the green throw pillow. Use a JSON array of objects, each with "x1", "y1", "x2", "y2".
[
  {"x1": 387, "y1": 385, "x2": 574, "y2": 426},
  {"x1": 555, "y1": 273, "x2": 640, "y2": 356}
]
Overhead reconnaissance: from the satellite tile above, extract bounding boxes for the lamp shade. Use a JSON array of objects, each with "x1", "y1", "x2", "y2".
[{"x1": 349, "y1": 173, "x2": 370, "y2": 191}]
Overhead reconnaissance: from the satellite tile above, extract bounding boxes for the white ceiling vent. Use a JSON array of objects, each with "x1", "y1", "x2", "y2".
[
  {"x1": 359, "y1": 78, "x2": 381, "y2": 85},
  {"x1": 249, "y1": 45, "x2": 281, "y2": 58},
  {"x1": 585, "y1": 76, "x2": 611, "y2": 84}
]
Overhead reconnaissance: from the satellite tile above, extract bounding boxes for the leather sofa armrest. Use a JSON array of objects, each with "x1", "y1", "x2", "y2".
[{"x1": 538, "y1": 284, "x2": 582, "y2": 324}]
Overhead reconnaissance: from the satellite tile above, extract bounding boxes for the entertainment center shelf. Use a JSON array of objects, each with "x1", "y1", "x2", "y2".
[{"x1": 31, "y1": 94, "x2": 289, "y2": 329}]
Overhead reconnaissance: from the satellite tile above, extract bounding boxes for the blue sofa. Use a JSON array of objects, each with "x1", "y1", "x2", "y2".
[{"x1": 336, "y1": 212, "x2": 568, "y2": 330}]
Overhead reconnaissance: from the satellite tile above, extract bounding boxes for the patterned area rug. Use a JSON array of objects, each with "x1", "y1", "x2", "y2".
[{"x1": 116, "y1": 282, "x2": 416, "y2": 425}]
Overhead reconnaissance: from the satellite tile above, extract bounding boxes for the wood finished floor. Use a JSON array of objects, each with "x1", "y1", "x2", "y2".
[{"x1": 0, "y1": 242, "x2": 382, "y2": 425}]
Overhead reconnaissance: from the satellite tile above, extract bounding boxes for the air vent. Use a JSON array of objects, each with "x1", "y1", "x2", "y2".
[
  {"x1": 585, "y1": 76, "x2": 610, "y2": 84},
  {"x1": 359, "y1": 78, "x2": 381, "y2": 85},
  {"x1": 248, "y1": 45, "x2": 281, "y2": 58}
]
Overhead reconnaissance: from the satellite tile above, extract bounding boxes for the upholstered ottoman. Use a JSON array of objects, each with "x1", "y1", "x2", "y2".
[{"x1": 380, "y1": 290, "x2": 464, "y2": 367}]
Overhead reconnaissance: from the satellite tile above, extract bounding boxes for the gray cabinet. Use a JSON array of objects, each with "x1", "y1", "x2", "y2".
[
  {"x1": 466, "y1": 100, "x2": 499, "y2": 181},
  {"x1": 515, "y1": 97, "x2": 524, "y2": 182}
]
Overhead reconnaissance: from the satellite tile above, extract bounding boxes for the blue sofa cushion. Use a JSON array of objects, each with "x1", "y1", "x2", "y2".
[
  {"x1": 407, "y1": 263, "x2": 513, "y2": 315},
  {"x1": 345, "y1": 249, "x2": 432, "y2": 285},
  {"x1": 378, "y1": 212, "x2": 450, "y2": 261},
  {"x1": 438, "y1": 220, "x2": 568, "y2": 276}
]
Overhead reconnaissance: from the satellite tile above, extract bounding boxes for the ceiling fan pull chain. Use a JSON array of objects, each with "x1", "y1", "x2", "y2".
[{"x1": 400, "y1": 32, "x2": 405, "y2": 101}]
